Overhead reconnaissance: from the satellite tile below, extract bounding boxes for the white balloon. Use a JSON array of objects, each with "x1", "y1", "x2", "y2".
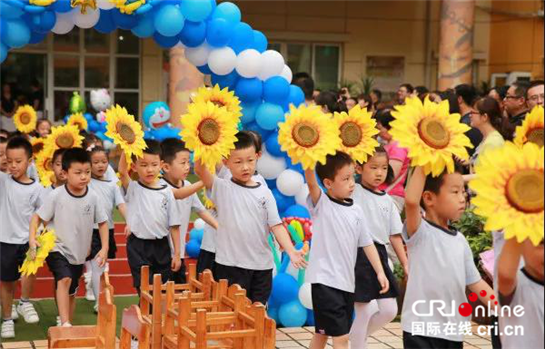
[
  {"x1": 295, "y1": 184, "x2": 310, "y2": 207},
  {"x1": 73, "y1": 8, "x2": 100, "y2": 29},
  {"x1": 280, "y1": 65, "x2": 293, "y2": 83},
  {"x1": 299, "y1": 283, "x2": 313, "y2": 309},
  {"x1": 97, "y1": 0, "x2": 115, "y2": 10},
  {"x1": 52, "y1": 12, "x2": 75, "y2": 35},
  {"x1": 235, "y1": 49, "x2": 263, "y2": 78},
  {"x1": 257, "y1": 151, "x2": 286, "y2": 180},
  {"x1": 102, "y1": 140, "x2": 115, "y2": 150},
  {"x1": 276, "y1": 169, "x2": 304, "y2": 196},
  {"x1": 208, "y1": 47, "x2": 237, "y2": 76},
  {"x1": 258, "y1": 50, "x2": 285, "y2": 81},
  {"x1": 185, "y1": 42, "x2": 211, "y2": 67},
  {"x1": 193, "y1": 218, "x2": 206, "y2": 230}
]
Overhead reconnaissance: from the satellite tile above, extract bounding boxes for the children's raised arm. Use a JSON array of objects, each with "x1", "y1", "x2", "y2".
[
  {"x1": 404, "y1": 166, "x2": 425, "y2": 237},
  {"x1": 270, "y1": 224, "x2": 307, "y2": 269},
  {"x1": 118, "y1": 152, "x2": 130, "y2": 190},
  {"x1": 362, "y1": 244, "x2": 390, "y2": 294},
  {"x1": 497, "y1": 238, "x2": 523, "y2": 303},
  {"x1": 197, "y1": 210, "x2": 218, "y2": 230},
  {"x1": 194, "y1": 160, "x2": 214, "y2": 190},
  {"x1": 172, "y1": 181, "x2": 204, "y2": 200},
  {"x1": 304, "y1": 169, "x2": 321, "y2": 206}
]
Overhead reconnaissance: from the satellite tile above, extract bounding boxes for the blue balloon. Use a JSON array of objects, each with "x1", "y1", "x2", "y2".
[
  {"x1": 153, "y1": 126, "x2": 173, "y2": 142},
  {"x1": 189, "y1": 228, "x2": 204, "y2": 243},
  {"x1": 84, "y1": 113, "x2": 93, "y2": 122},
  {"x1": 255, "y1": 103, "x2": 284, "y2": 131},
  {"x1": 205, "y1": 18, "x2": 231, "y2": 47},
  {"x1": 228, "y1": 22, "x2": 253, "y2": 54},
  {"x1": 263, "y1": 76, "x2": 290, "y2": 105},
  {"x1": 0, "y1": 1, "x2": 23, "y2": 19},
  {"x1": 51, "y1": 0, "x2": 72, "y2": 13},
  {"x1": 283, "y1": 204, "x2": 310, "y2": 219},
  {"x1": 179, "y1": 20, "x2": 206, "y2": 47},
  {"x1": 288, "y1": 85, "x2": 305, "y2": 107},
  {"x1": 95, "y1": 9, "x2": 117, "y2": 34},
  {"x1": 235, "y1": 78, "x2": 263, "y2": 103},
  {"x1": 153, "y1": 32, "x2": 180, "y2": 48},
  {"x1": 2, "y1": 19, "x2": 30, "y2": 48},
  {"x1": 88, "y1": 120, "x2": 100, "y2": 133},
  {"x1": 181, "y1": 0, "x2": 213, "y2": 22},
  {"x1": 279, "y1": 300, "x2": 307, "y2": 327},
  {"x1": 26, "y1": 11, "x2": 55, "y2": 33},
  {"x1": 29, "y1": 31, "x2": 46, "y2": 44},
  {"x1": 212, "y1": 2, "x2": 241, "y2": 24},
  {"x1": 131, "y1": 15, "x2": 154, "y2": 38},
  {"x1": 112, "y1": 10, "x2": 138, "y2": 30},
  {"x1": 240, "y1": 102, "x2": 259, "y2": 124},
  {"x1": 306, "y1": 310, "x2": 315, "y2": 326},
  {"x1": 271, "y1": 273, "x2": 299, "y2": 304},
  {"x1": 265, "y1": 133, "x2": 283, "y2": 157},
  {"x1": 0, "y1": 42, "x2": 8, "y2": 63},
  {"x1": 245, "y1": 121, "x2": 272, "y2": 140},
  {"x1": 267, "y1": 307, "x2": 279, "y2": 323},
  {"x1": 144, "y1": 129, "x2": 156, "y2": 140},
  {"x1": 154, "y1": 4, "x2": 185, "y2": 37},
  {"x1": 252, "y1": 30, "x2": 267, "y2": 53},
  {"x1": 265, "y1": 178, "x2": 276, "y2": 189},
  {"x1": 95, "y1": 131, "x2": 107, "y2": 141},
  {"x1": 211, "y1": 71, "x2": 238, "y2": 90},
  {"x1": 186, "y1": 239, "x2": 201, "y2": 258},
  {"x1": 272, "y1": 188, "x2": 295, "y2": 213},
  {"x1": 197, "y1": 64, "x2": 212, "y2": 75}
]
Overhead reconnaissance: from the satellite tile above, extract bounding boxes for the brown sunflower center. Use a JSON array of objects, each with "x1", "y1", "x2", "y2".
[
  {"x1": 20, "y1": 112, "x2": 31, "y2": 125},
  {"x1": 44, "y1": 158, "x2": 52, "y2": 171},
  {"x1": 198, "y1": 118, "x2": 220, "y2": 145},
  {"x1": 210, "y1": 98, "x2": 226, "y2": 107},
  {"x1": 292, "y1": 122, "x2": 319, "y2": 148},
  {"x1": 32, "y1": 142, "x2": 44, "y2": 155},
  {"x1": 116, "y1": 122, "x2": 136, "y2": 144},
  {"x1": 56, "y1": 133, "x2": 75, "y2": 149},
  {"x1": 340, "y1": 121, "x2": 363, "y2": 147},
  {"x1": 418, "y1": 118, "x2": 450, "y2": 149},
  {"x1": 505, "y1": 169, "x2": 544, "y2": 213},
  {"x1": 527, "y1": 127, "x2": 544, "y2": 147}
]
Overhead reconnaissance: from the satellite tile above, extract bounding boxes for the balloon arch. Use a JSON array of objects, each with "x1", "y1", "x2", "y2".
[{"x1": 1, "y1": 0, "x2": 313, "y2": 327}]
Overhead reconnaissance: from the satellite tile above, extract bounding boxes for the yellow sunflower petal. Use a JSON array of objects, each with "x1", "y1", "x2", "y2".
[
  {"x1": 333, "y1": 106, "x2": 379, "y2": 163},
  {"x1": 30, "y1": 137, "x2": 45, "y2": 159},
  {"x1": 105, "y1": 105, "x2": 146, "y2": 164},
  {"x1": 13, "y1": 105, "x2": 37, "y2": 134},
  {"x1": 66, "y1": 112, "x2": 88, "y2": 132},
  {"x1": 35, "y1": 147, "x2": 55, "y2": 187},
  {"x1": 191, "y1": 84, "x2": 242, "y2": 120},
  {"x1": 514, "y1": 105, "x2": 544, "y2": 148},
  {"x1": 43, "y1": 124, "x2": 84, "y2": 155},
  {"x1": 20, "y1": 229, "x2": 56, "y2": 277}
]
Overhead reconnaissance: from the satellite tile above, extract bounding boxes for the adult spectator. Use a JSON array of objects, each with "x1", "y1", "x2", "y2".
[
  {"x1": 370, "y1": 89, "x2": 382, "y2": 109},
  {"x1": 396, "y1": 83, "x2": 414, "y2": 105},
  {"x1": 413, "y1": 86, "x2": 429, "y2": 101},
  {"x1": 293, "y1": 72, "x2": 315, "y2": 106},
  {"x1": 527, "y1": 80, "x2": 544, "y2": 109},
  {"x1": 0, "y1": 83, "x2": 18, "y2": 132},
  {"x1": 315, "y1": 91, "x2": 346, "y2": 113},
  {"x1": 345, "y1": 97, "x2": 357, "y2": 111},
  {"x1": 503, "y1": 81, "x2": 530, "y2": 140},
  {"x1": 488, "y1": 86, "x2": 508, "y2": 110},
  {"x1": 455, "y1": 84, "x2": 483, "y2": 156},
  {"x1": 356, "y1": 94, "x2": 374, "y2": 113}
]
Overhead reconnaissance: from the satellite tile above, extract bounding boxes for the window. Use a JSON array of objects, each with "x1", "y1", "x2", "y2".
[
  {"x1": 271, "y1": 41, "x2": 341, "y2": 90},
  {"x1": 366, "y1": 56, "x2": 405, "y2": 95}
]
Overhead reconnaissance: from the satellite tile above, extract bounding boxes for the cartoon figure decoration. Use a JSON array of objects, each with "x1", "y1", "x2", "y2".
[
  {"x1": 90, "y1": 88, "x2": 112, "y2": 123},
  {"x1": 142, "y1": 101, "x2": 181, "y2": 141}
]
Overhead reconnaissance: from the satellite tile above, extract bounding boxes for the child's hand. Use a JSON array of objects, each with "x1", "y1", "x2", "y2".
[
  {"x1": 96, "y1": 249, "x2": 108, "y2": 268},
  {"x1": 28, "y1": 238, "x2": 40, "y2": 260},
  {"x1": 171, "y1": 257, "x2": 181, "y2": 272},
  {"x1": 402, "y1": 263, "x2": 409, "y2": 279},
  {"x1": 288, "y1": 249, "x2": 308, "y2": 269},
  {"x1": 377, "y1": 272, "x2": 390, "y2": 294},
  {"x1": 124, "y1": 224, "x2": 131, "y2": 237}
]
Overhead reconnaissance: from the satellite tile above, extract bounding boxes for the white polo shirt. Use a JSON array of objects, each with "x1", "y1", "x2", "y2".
[{"x1": 89, "y1": 178, "x2": 125, "y2": 229}]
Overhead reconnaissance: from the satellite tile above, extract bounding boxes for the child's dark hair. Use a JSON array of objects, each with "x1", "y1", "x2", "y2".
[
  {"x1": 233, "y1": 131, "x2": 256, "y2": 151},
  {"x1": 88, "y1": 145, "x2": 107, "y2": 157},
  {"x1": 359, "y1": 146, "x2": 395, "y2": 185},
  {"x1": 36, "y1": 118, "x2": 51, "y2": 129},
  {"x1": 52, "y1": 148, "x2": 66, "y2": 163},
  {"x1": 62, "y1": 148, "x2": 91, "y2": 171},
  {"x1": 160, "y1": 138, "x2": 188, "y2": 163},
  {"x1": 244, "y1": 130, "x2": 262, "y2": 153},
  {"x1": 6, "y1": 136, "x2": 32, "y2": 159},
  {"x1": 316, "y1": 151, "x2": 354, "y2": 186},
  {"x1": 131, "y1": 139, "x2": 161, "y2": 163},
  {"x1": 420, "y1": 161, "x2": 465, "y2": 209},
  {"x1": 375, "y1": 109, "x2": 394, "y2": 130},
  {"x1": 82, "y1": 132, "x2": 100, "y2": 149}
]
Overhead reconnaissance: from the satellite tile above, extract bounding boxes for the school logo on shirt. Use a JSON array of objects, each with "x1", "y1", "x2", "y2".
[
  {"x1": 258, "y1": 197, "x2": 267, "y2": 210},
  {"x1": 161, "y1": 197, "x2": 168, "y2": 210},
  {"x1": 83, "y1": 204, "x2": 92, "y2": 215}
]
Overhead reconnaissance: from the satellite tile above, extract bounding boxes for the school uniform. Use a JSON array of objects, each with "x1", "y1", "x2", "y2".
[
  {"x1": 352, "y1": 184, "x2": 402, "y2": 302},
  {"x1": 124, "y1": 180, "x2": 181, "y2": 289},
  {"x1": 401, "y1": 219, "x2": 481, "y2": 348},
  {"x1": 87, "y1": 178, "x2": 125, "y2": 260},
  {"x1": 210, "y1": 176, "x2": 280, "y2": 305},
  {"x1": 160, "y1": 178, "x2": 205, "y2": 284},
  {"x1": 37, "y1": 185, "x2": 107, "y2": 295},
  {"x1": 306, "y1": 192, "x2": 373, "y2": 337},
  {"x1": 197, "y1": 208, "x2": 217, "y2": 275},
  {"x1": 0, "y1": 172, "x2": 43, "y2": 282},
  {"x1": 499, "y1": 268, "x2": 544, "y2": 349}
]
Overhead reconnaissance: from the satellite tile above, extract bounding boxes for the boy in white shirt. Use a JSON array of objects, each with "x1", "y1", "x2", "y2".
[
  {"x1": 195, "y1": 131, "x2": 306, "y2": 304},
  {"x1": 118, "y1": 139, "x2": 182, "y2": 292},
  {"x1": 0, "y1": 137, "x2": 43, "y2": 338},
  {"x1": 305, "y1": 151, "x2": 388, "y2": 349}
]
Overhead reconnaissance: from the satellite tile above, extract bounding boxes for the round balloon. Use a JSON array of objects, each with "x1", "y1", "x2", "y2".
[
  {"x1": 255, "y1": 103, "x2": 284, "y2": 131},
  {"x1": 256, "y1": 151, "x2": 286, "y2": 180},
  {"x1": 208, "y1": 46, "x2": 236, "y2": 76},
  {"x1": 181, "y1": 0, "x2": 213, "y2": 22},
  {"x1": 206, "y1": 17, "x2": 232, "y2": 47},
  {"x1": 131, "y1": 15, "x2": 154, "y2": 38},
  {"x1": 235, "y1": 49, "x2": 262, "y2": 79},
  {"x1": 240, "y1": 102, "x2": 259, "y2": 124},
  {"x1": 73, "y1": 8, "x2": 100, "y2": 29},
  {"x1": 153, "y1": 32, "x2": 180, "y2": 48},
  {"x1": 277, "y1": 169, "x2": 304, "y2": 196},
  {"x1": 154, "y1": 4, "x2": 185, "y2": 37},
  {"x1": 95, "y1": 9, "x2": 117, "y2": 34},
  {"x1": 265, "y1": 132, "x2": 283, "y2": 157},
  {"x1": 258, "y1": 50, "x2": 285, "y2": 81},
  {"x1": 112, "y1": 10, "x2": 138, "y2": 30},
  {"x1": 2, "y1": 19, "x2": 30, "y2": 48},
  {"x1": 184, "y1": 42, "x2": 211, "y2": 67},
  {"x1": 212, "y1": 2, "x2": 241, "y2": 23},
  {"x1": 211, "y1": 70, "x2": 238, "y2": 90},
  {"x1": 97, "y1": 0, "x2": 116, "y2": 10},
  {"x1": 284, "y1": 204, "x2": 310, "y2": 219},
  {"x1": 179, "y1": 20, "x2": 206, "y2": 47},
  {"x1": 278, "y1": 300, "x2": 307, "y2": 327},
  {"x1": 252, "y1": 30, "x2": 267, "y2": 53},
  {"x1": 229, "y1": 22, "x2": 253, "y2": 54},
  {"x1": 280, "y1": 65, "x2": 293, "y2": 83},
  {"x1": 294, "y1": 184, "x2": 310, "y2": 207},
  {"x1": 29, "y1": 31, "x2": 46, "y2": 44},
  {"x1": 272, "y1": 188, "x2": 295, "y2": 213},
  {"x1": 52, "y1": 0, "x2": 73, "y2": 13},
  {"x1": 51, "y1": 12, "x2": 74, "y2": 35},
  {"x1": 186, "y1": 239, "x2": 201, "y2": 258},
  {"x1": 193, "y1": 218, "x2": 206, "y2": 230},
  {"x1": 271, "y1": 273, "x2": 299, "y2": 304},
  {"x1": 298, "y1": 283, "x2": 313, "y2": 309},
  {"x1": 288, "y1": 85, "x2": 305, "y2": 107},
  {"x1": 189, "y1": 228, "x2": 204, "y2": 243},
  {"x1": 263, "y1": 76, "x2": 290, "y2": 105},
  {"x1": 234, "y1": 78, "x2": 263, "y2": 103}
]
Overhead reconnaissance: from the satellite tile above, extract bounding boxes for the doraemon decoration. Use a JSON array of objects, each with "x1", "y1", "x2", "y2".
[{"x1": 143, "y1": 101, "x2": 171, "y2": 130}]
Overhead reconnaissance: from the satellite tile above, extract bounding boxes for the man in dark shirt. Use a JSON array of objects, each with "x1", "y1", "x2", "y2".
[
  {"x1": 455, "y1": 84, "x2": 482, "y2": 156},
  {"x1": 503, "y1": 81, "x2": 530, "y2": 140}
]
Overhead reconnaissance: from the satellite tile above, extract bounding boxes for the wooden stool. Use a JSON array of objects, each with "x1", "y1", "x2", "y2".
[{"x1": 119, "y1": 305, "x2": 151, "y2": 349}]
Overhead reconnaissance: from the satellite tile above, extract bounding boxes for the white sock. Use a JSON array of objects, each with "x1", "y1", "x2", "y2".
[
  {"x1": 367, "y1": 298, "x2": 398, "y2": 335},
  {"x1": 350, "y1": 298, "x2": 397, "y2": 349},
  {"x1": 90, "y1": 259, "x2": 106, "y2": 301}
]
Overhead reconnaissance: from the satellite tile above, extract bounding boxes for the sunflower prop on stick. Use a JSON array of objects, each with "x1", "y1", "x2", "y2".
[
  {"x1": 35, "y1": 148, "x2": 55, "y2": 187},
  {"x1": 19, "y1": 229, "x2": 56, "y2": 277},
  {"x1": 278, "y1": 104, "x2": 341, "y2": 170},
  {"x1": 514, "y1": 105, "x2": 543, "y2": 148},
  {"x1": 13, "y1": 105, "x2": 37, "y2": 134},
  {"x1": 43, "y1": 124, "x2": 84, "y2": 154},
  {"x1": 191, "y1": 85, "x2": 242, "y2": 120},
  {"x1": 67, "y1": 112, "x2": 89, "y2": 132},
  {"x1": 469, "y1": 142, "x2": 544, "y2": 246},
  {"x1": 30, "y1": 137, "x2": 45, "y2": 159},
  {"x1": 333, "y1": 105, "x2": 379, "y2": 163},
  {"x1": 105, "y1": 105, "x2": 146, "y2": 165},
  {"x1": 389, "y1": 96, "x2": 472, "y2": 177},
  {"x1": 180, "y1": 102, "x2": 239, "y2": 173}
]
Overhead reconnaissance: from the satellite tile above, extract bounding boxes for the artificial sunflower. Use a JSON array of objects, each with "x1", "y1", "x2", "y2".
[
  {"x1": 105, "y1": 105, "x2": 146, "y2": 165},
  {"x1": 514, "y1": 105, "x2": 543, "y2": 148},
  {"x1": 30, "y1": 138, "x2": 45, "y2": 159},
  {"x1": 35, "y1": 148, "x2": 55, "y2": 187},
  {"x1": 201, "y1": 189, "x2": 216, "y2": 209},
  {"x1": 19, "y1": 229, "x2": 56, "y2": 277},
  {"x1": 278, "y1": 104, "x2": 341, "y2": 170},
  {"x1": 13, "y1": 105, "x2": 37, "y2": 134},
  {"x1": 469, "y1": 142, "x2": 544, "y2": 246},
  {"x1": 67, "y1": 112, "x2": 88, "y2": 132},
  {"x1": 180, "y1": 102, "x2": 239, "y2": 172},
  {"x1": 191, "y1": 85, "x2": 242, "y2": 120},
  {"x1": 43, "y1": 124, "x2": 83, "y2": 154},
  {"x1": 389, "y1": 96, "x2": 472, "y2": 177},
  {"x1": 333, "y1": 106, "x2": 379, "y2": 163}
]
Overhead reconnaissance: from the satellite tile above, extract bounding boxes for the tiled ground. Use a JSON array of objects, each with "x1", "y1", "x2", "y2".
[{"x1": 0, "y1": 323, "x2": 492, "y2": 349}]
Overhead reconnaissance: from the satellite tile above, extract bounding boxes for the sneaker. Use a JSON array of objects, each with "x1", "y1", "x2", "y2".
[
  {"x1": 1, "y1": 320, "x2": 15, "y2": 339},
  {"x1": 11, "y1": 304, "x2": 19, "y2": 320},
  {"x1": 85, "y1": 284, "x2": 96, "y2": 302},
  {"x1": 61, "y1": 322, "x2": 72, "y2": 327},
  {"x1": 56, "y1": 316, "x2": 61, "y2": 327},
  {"x1": 93, "y1": 303, "x2": 98, "y2": 314},
  {"x1": 17, "y1": 301, "x2": 39, "y2": 324}
]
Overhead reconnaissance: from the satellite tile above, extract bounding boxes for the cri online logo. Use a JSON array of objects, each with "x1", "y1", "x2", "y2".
[
  {"x1": 458, "y1": 290, "x2": 499, "y2": 317},
  {"x1": 412, "y1": 290, "x2": 506, "y2": 318}
]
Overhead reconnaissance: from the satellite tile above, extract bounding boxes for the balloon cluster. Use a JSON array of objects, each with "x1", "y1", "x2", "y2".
[
  {"x1": 186, "y1": 218, "x2": 205, "y2": 259},
  {"x1": 142, "y1": 101, "x2": 181, "y2": 142}
]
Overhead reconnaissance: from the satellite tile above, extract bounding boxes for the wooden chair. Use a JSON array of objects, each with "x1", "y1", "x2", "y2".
[
  {"x1": 48, "y1": 275, "x2": 116, "y2": 349},
  {"x1": 119, "y1": 305, "x2": 151, "y2": 349}
]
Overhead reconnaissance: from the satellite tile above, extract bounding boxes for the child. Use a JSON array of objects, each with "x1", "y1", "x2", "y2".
[
  {"x1": 350, "y1": 147, "x2": 408, "y2": 348},
  {"x1": 35, "y1": 118, "x2": 51, "y2": 138},
  {"x1": 87, "y1": 145, "x2": 127, "y2": 311},
  {"x1": 401, "y1": 165, "x2": 495, "y2": 348},
  {"x1": 497, "y1": 238, "x2": 544, "y2": 348},
  {"x1": 160, "y1": 138, "x2": 218, "y2": 283},
  {"x1": 304, "y1": 151, "x2": 389, "y2": 349},
  {"x1": 118, "y1": 139, "x2": 182, "y2": 291},
  {"x1": 29, "y1": 148, "x2": 109, "y2": 327},
  {"x1": 195, "y1": 131, "x2": 306, "y2": 304},
  {"x1": 0, "y1": 137, "x2": 42, "y2": 339}
]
